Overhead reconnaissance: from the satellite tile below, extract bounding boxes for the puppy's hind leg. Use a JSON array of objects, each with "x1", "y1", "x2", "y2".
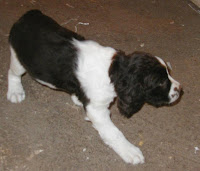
[{"x1": 7, "y1": 46, "x2": 26, "y2": 103}]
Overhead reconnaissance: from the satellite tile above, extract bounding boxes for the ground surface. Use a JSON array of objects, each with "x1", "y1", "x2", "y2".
[{"x1": 0, "y1": 0, "x2": 200, "y2": 170}]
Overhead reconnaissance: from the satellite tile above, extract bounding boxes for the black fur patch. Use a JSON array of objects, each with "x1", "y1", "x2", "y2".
[{"x1": 9, "y1": 10, "x2": 89, "y2": 106}]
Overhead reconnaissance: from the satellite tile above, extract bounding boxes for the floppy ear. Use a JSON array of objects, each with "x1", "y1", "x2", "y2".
[
  {"x1": 117, "y1": 99, "x2": 144, "y2": 118},
  {"x1": 117, "y1": 78, "x2": 145, "y2": 118},
  {"x1": 109, "y1": 52, "x2": 146, "y2": 118}
]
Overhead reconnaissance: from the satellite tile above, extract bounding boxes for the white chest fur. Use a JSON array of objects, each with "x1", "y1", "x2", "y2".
[{"x1": 73, "y1": 39, "x2": 117, "y2": 106}]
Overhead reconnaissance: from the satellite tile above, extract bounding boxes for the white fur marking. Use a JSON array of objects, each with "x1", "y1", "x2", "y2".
[
  {"x1": 155, "y1": 56, "x2": 180, "y2": 103},
  {"x1": 7, "y1": 46, "x2": 26, "y2": 103},
  {"x1": 166, "y1": 62, "x2": 172, "y2": 70},
  {"x1": 36, "y1": 79, "x2": 57, "y2": 89},
  {"x1": 71, "y1": 94, "x2": 83, "y2": 106},
  {"x1": 74, "y1": 39, "x2": 117, "y2": 105},
  {"x1": 168, "y1": 74, "x2": 180, "y2": 103}
]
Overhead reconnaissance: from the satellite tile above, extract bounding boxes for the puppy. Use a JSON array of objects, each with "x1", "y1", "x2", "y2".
[{"x1": 7, "y1": 10, "x2": 181, "y2": 165}]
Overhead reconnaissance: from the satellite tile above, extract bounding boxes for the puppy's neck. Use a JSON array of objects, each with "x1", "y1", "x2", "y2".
[{"x1": 109, "y1": 51, "x2": 129, "y2": 92}]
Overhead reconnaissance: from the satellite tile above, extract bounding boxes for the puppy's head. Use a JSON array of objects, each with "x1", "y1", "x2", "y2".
[
  {"x1": 145, "y1": 56, "x2": 181, "y2": 107},
  {"x1": 110, "y1": 52, "x2": 181, "y2": 118}
]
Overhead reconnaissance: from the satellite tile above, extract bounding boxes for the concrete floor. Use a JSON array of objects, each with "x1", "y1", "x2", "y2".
[{"x1": 0, "y1": 0, "x2": 200, "y2": 170}]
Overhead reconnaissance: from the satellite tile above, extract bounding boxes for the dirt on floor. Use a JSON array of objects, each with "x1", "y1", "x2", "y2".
[{"x1": 0, "y1": 0, "x2": 200, "y2": 170}]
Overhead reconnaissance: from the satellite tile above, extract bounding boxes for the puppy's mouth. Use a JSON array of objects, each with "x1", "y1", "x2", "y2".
[
  {"x1": 168, "y1": 89, "x2": 184, "y2": 106},
  {"x1": 169, "y1": 92, "x2": 180, "y2": 103}
]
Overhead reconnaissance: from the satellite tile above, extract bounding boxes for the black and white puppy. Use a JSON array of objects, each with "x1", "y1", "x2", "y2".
[{"x1": 7, "y1": 10, "x2": 181, "y2": 165}]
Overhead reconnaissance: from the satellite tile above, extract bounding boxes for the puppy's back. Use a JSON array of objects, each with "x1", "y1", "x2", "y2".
[{"x1": 8, "y1": 10, "x2": 85, "y2": 92}]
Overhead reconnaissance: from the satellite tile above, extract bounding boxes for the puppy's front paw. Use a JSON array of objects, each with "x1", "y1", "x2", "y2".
[
  {"x1": 118, "y1": 144, "x2": 145, "y2": 165},
  {"x1": 7, "y1": 86, "x2": 25, "y2": 103}
]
